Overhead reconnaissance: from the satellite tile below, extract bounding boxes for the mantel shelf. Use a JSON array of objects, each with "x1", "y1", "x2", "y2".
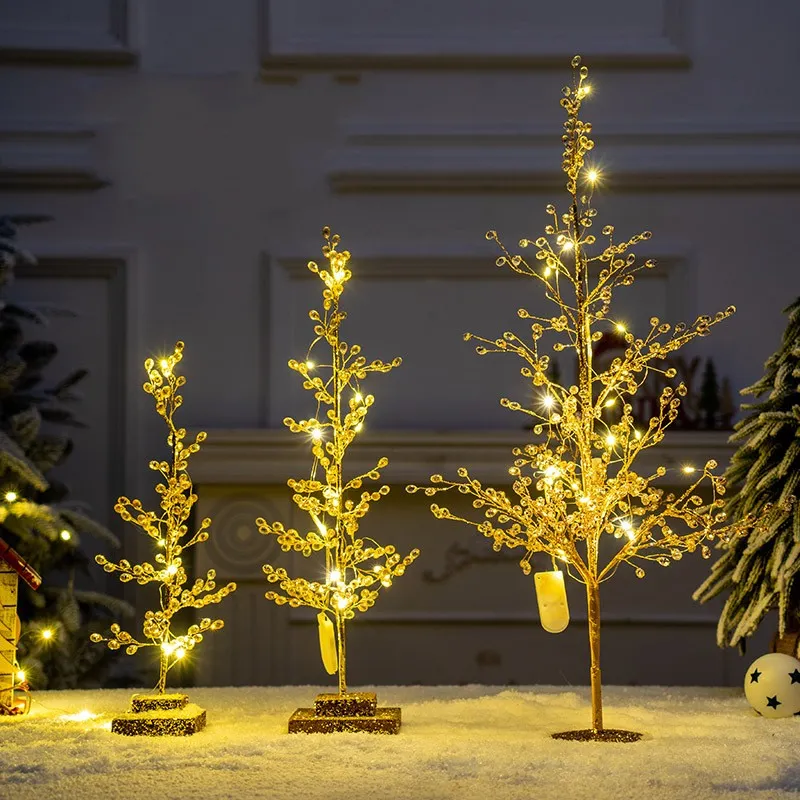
[{"x1": 192, "y1": 429, "x2": 735, "y2": 486}]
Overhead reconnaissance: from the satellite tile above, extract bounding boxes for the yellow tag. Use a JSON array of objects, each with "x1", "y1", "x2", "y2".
[
  {"x1": 317, "y1": 612, "x2": 338, "y2": 674},
  {"x1": 534, "y1": 570, "x2": 570, "y2": 633}
]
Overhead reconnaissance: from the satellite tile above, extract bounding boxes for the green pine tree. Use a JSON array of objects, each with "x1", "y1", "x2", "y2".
[
  {"x1": 695, "y1": 298, "x2": 800, "y2": 648},
  {"x1": 0, "y1": 215, "x2": 132, "y2": 688}
]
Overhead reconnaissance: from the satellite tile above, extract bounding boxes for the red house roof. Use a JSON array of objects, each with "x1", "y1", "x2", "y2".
[{"x1": 0, "y1": 536, "x2": 41, "y2": 590}]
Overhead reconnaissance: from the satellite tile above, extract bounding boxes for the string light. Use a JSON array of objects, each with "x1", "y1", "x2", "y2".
[
  {"x1": 408, "y1": 55, "x2": 769, "y2": 743},
  {"x1": 41, "y1": 628, "x2": 53, "y2": 640},
  {"x1": 4, "y1": 491, "x2": 17, "y2": 502},
  {"x1": 258, "y1": 227, "x2": 420, "y2": 708},
  {"x1": 682, "y1": 465, "x2": 697, "y2": 474},
  {"x1": 92, "y1": 341, "x2": 236, "y2": 722},
  {"x1": 60, "y1": 709, "x2": 98, "y2": 722},
  {"x1": 59, "y1": 529, "x2": 71, "y2": 541},
  {"x1": 618, "y1": 519, "x2": 636, "y2": 541}
]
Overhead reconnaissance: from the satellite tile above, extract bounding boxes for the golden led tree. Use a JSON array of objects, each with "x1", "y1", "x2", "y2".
[
  {"x1": 93, "y1": 342, "x2": 236, "y2": 735},
  {"x1": 258, "y1": 228, "x2": 419, "y2": 733},
  {"x1": 408, "y1": 57, "x2": 770, "y2": 742}
]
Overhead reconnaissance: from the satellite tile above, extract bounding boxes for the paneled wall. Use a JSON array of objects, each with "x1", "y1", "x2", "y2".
[{"x1": 1, "y1": 0, "x2": 796, "y2": 687}]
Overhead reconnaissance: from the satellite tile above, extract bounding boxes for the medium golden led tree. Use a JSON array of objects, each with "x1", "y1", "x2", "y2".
[
  {"x1": 93, "y1": 343, "x2": 236, "y2": 734},
  {"x1": 408, "y1": 57, "x2": 767, "y2": 742},
  {"x1": 258, "y1": 228, "x2": 418, "y2": 733}
]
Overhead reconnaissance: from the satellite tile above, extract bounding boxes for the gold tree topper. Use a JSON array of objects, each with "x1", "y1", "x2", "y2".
[
  {"x1": 258, "y1": 228, "x2": 419, "y2": 695},
  {"x1": 408, "y1": 56, "x2": 769, "y2": 740},
  {"x1": 92, "y1": 342, "x2": 236, "y2": 693}
]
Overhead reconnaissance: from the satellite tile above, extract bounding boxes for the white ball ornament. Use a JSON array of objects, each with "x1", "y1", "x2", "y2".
[{"x1": 744, "y1": 653, "x2": 800, "y2": 718}]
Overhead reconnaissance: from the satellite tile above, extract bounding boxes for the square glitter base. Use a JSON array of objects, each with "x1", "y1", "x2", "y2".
[
  {"x1": 111, "y1": 693, "x2": 207, "y2": 736},
  {"x1": 288, "y1": 706, "x2": 401, "y2": 734}
]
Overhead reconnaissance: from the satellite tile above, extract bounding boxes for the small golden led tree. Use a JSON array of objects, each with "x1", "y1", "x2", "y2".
[
  {"x1": 258, "y1": 228, "x2": 419, "y2": 733},
  {"x1": 408, "y1": 57, "x2": 768, "y2": 742},
  {"x1": 93, "y1": 342, "x2": 236, "y2": 735}
]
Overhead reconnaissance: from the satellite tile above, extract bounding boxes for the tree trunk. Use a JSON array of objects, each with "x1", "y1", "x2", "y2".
[
  {"x1": 157, "y1": 650, "x2": 168, "y2": 694},
  {"x1": 336, "y1": 612, "x2": 347, "y2": 695},
  {"x1": 586, "y1": 580, "x2": 603, "y2": 731},
  {"x1": 771, "y1": 627, "x2": 800, "y2": 658}
]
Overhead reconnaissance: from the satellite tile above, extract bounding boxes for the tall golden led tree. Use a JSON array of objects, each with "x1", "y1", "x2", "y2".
[
  {"x1": 93, "y1": 342, "x2": 236, "y2": 735},
  {"x1": 408, "y1": 57, "x2": 769, "y2": 742},
  {"x1": 258, "y1": 228, "x2": 418, "y2": 733}
]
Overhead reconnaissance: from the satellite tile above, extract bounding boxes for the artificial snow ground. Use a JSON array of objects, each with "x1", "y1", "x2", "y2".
[{"x1": 1, "y1": 685, "x2": 798, "y2": 800}]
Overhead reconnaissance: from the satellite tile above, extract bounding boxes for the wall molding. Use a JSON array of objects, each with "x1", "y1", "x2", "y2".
[
  {"x1": 260, "y1": 0, "x2": 691, "y2": 75},
  {"x1": 329, "y1": 120, "x2": 800, "y2": 193},
  {"x1": 0, "y1": 0, "x2": 136, "y2": 67},
  {"x1": 0, "y1": 124, "x2": 108, "y2": 192},
  {"x1": 191, "y1": 428, "x2": 736, "y2": 487},
  {"x1": 273, "y1": 250, "x2": 687, "y2": 282}
]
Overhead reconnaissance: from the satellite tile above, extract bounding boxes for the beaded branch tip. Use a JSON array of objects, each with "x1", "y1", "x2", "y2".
[{"x1": 407, "y1": 56, "x2": 777, "y2": 738}]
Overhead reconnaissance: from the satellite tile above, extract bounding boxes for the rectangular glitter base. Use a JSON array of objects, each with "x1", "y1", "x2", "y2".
[
  {"x1": 111, "y1": 703, "x2": 207, "y2": 736},
  {"x1": 288, "y1": 706, "x2": 401, "y2": 734},
  {"x1": 314, "y1": 692, "x2": 377, "y2": 717},
  {"x1": 130, "y1": 693, "x2": 188, "y2": 713}
]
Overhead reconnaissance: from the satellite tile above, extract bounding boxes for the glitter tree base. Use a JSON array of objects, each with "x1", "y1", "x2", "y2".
[
  {"x1": 552, "y1": 728, "x2": 642, "y2": 743},
  {"x1": 288, "y1": 692, "x2": 401, "y2": 734},
  {"x1": 111, "y1": 693, "x2": 207, "y2": 736}
]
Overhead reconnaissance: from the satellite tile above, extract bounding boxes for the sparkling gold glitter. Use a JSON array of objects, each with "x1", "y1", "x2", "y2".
[
  {"x1": 92, "y1": 342, "x2": 236, "y2": 730},
  {"x1": 407, "y1": 56, "x2": 776, "y2": 740},
  {"x1": 111, "y1": 694, "x2": 206, "y2": 736},
  {"x1": 315, "y1": 691, "x2": 377, "y2": 717},
  {"x1": 288, "y1": 705, "x2": 401, "y2": 735},
  {"x1": 258, "y1": 229, "x2": 419, "y2": 721},
  {"x1": 552, "y1": 728, "x2": 643, "y2": 743},
  {"x1": 130, "y1": 692, "x2": 188, "y2": 713}
]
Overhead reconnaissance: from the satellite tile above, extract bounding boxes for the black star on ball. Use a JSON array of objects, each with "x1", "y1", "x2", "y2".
[
  {"x1": 766, "y1": 695, "x2": 782, "y2": 710},
  {"x1": 789, "y1": 669, "x2": 800, "y2": 685},
  {"x1": 749, "y1": 668, "x2": 762, "y2": 683}
]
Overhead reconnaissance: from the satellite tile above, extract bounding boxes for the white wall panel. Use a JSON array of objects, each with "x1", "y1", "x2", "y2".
[
  {"x1": 8, "y1": 257, "x2": 127, "y2": 532},
  {"x1": 263, "y1": 0, "x2": 689, "y2": 68},
  {"x1": 330, "y1": 121, "x2": 800, "y2": 192},
  {"x1": 0, "y1": 0, "x2": 134, "y2": 65},
  {"x1": 267, "y1": 250, "x2": 689, "y2": 428},
  {"x1": 0, "y1": 124, "x2": 106, "y2": 191}
]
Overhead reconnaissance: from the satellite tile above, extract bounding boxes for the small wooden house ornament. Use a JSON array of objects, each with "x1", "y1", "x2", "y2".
[{"x1": 0, "y1": 536, "x2": 41, "y2": 715}]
